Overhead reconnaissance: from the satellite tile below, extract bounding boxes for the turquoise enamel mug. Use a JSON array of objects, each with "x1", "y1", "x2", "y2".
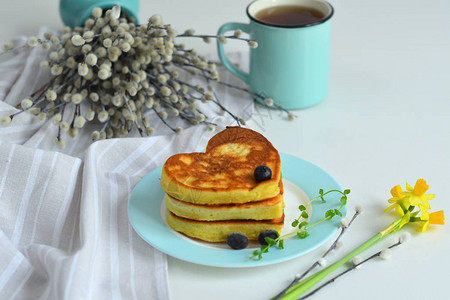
[{"x1": 217, "y1": 0, "x2": 334, "y2": 110}]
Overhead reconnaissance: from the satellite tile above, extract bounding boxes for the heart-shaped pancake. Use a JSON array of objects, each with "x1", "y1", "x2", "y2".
[{"x1": 160, "y1": 127, "x2": 282, "y2": 205}]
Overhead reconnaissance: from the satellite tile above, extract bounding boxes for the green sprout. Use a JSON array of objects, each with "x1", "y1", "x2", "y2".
[{"x1": 251, "y1": 189, "x2": 350, "y2": 260}]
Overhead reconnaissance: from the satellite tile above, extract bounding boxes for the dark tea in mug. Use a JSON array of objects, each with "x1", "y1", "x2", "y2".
[{"x1": 255, "y1": 5, "x2": 325, "y2": 26}]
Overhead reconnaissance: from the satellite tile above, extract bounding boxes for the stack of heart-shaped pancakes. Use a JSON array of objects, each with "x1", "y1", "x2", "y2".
[{"x1": 160, "y1": 126, "x2": 284, "y2": 242}]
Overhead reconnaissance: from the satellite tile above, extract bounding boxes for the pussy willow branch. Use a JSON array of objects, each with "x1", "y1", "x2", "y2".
[
  {"x1": 214, "y1": 80, "x2": 291, "y2": 115},
  {"x1": 298, "y1": 240, "x2": 402, "y2": 300},
  {"x1": 272, "y1": 210, "x2": 361, "y2": 300}
]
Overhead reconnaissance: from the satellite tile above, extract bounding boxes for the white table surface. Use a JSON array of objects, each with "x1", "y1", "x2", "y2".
[{"x1": 1, "y1": 0, "x2": 449, "y2": 299}]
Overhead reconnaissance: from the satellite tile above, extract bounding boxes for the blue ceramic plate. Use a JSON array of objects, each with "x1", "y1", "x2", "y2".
[{"x1": 128, "y1": 153, "x2": 345, "y2": 268}]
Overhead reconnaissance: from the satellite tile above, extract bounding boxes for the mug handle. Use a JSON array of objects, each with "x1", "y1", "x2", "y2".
[{"x1": 217, "y1": 22, "x2": 250, "y2": 84}]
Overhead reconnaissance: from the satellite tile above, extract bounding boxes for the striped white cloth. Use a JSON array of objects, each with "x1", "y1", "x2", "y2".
[{"x1": 0, "y1": 28, "x2": 253, "y2": 299}]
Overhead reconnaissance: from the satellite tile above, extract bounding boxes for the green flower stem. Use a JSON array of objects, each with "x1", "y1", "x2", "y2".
[{"x1": 278, "y1": 218, "x2": 405, "y2": 300}]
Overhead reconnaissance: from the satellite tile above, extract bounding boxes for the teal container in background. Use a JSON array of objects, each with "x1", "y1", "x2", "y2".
[
  {"x1": 59, "y1": 0, "x2": 139, "y2": 28},
  {"x1": 217, "y1": 0, "x2": 334, "y2": 110}
]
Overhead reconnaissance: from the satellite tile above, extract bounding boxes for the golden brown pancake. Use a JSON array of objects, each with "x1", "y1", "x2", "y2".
[
  {"x1": 166, "y1": 210, "x2": 284, "y2": 242},
  {"x1": 165, "y1": 192, "x2": 284, "y2": 221},
  {"x1": 160, "y1": 127, "x2": 282, "y2": 205}
]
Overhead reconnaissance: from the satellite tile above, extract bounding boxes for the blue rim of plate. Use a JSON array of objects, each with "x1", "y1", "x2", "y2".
[{"x1": 128, "y1": 152, "x2": 345, "y2": 268}]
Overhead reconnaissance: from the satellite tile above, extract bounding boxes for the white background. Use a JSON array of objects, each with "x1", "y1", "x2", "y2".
[{"x1": 1, "y1": 0, "x2": 449, "y2": 299}]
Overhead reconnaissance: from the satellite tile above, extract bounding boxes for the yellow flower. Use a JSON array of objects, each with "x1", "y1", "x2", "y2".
[
  {"x1": 416, "y1": 207, "x2": 445, "y2": 233},
  {"x1": 383, "y1": 179, "x2": 443, "y2": 233},
  {"x1": 403, "y1": 179, "x2": 435, "y2": 208},
  {"x1": 391, "y1": 185, "x2": 404, "y2": 199},
  {"x1": 413, "y1": 179, "x2": 429, "y2": 196},
  {"x1": 429, "y1": 210, "x2": 445, "y2": 225},
  {"x1": 383, "y1": 185, "x2": 409, "y2": 216}
]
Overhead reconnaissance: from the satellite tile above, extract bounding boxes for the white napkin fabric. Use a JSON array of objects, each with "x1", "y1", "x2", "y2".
[{"x1": 0, "y1": 27, "x2": 253, "y2": 299}]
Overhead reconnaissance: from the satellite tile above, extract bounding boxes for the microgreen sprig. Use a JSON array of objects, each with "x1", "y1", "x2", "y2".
[{"x1": 251, "y1": 189, "x2": 350, "y2": 260}]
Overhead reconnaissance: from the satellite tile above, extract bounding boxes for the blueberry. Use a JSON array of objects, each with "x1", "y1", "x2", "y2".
[
  {"x1": 226, "y1": 232, "x2": 249, "y2": 250},
  {"x1": 258, "y1": 230, "x2": 279, "y2": 245},
  {"x1": 254, "y1": 165, "x2": 272, "y2": 182}
]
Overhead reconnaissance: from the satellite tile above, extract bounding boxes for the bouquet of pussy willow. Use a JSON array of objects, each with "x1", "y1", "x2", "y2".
[{"x1": 0, "y1": 5, "x2": 291, "y2": 149}]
